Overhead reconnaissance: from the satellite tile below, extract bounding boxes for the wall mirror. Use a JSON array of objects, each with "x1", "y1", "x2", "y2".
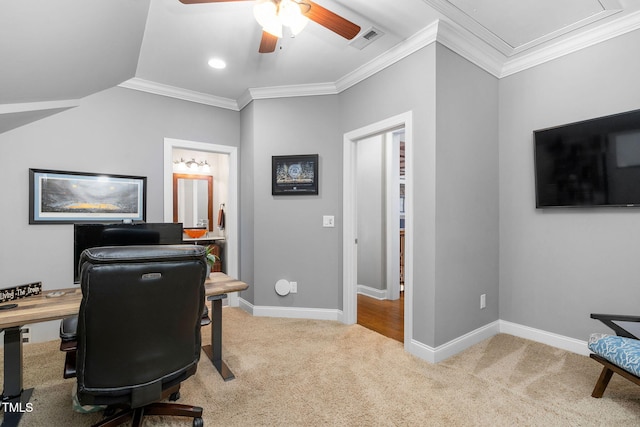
[{"x1": 173, "y1": 173, "x2": 213, "y2": 230}]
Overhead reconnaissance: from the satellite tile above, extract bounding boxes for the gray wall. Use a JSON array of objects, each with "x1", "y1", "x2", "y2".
[
  {"x1": 341, "y1": 44, "x2": 439, "y2": 345},
  {"x1": 7, "y1": 25, "x2": 635, "y2": 350},
  {"x1": 0, "y1": 86, "x2": 239, "y2": 340},
  {"x1": 340, "y1": 43, "x2": 499, "y2": 347},
  {"x1": 357, "y1": 134, "x2": 386, "y2": 291},
  {"x1": 499, "y1": 29, "x2": 640, "y2": 340},
  {"x1": 246, "y1": 95, "x2": 343, "y2": 309},
  {"x1": 434, "y1": 45, "x2": 500, "y2": 344}
]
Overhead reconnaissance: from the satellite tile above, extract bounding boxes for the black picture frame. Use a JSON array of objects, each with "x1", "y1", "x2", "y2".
[
  {"x1": 272, "y1": 154, "x2": 319, "y2": 195},
  {"x1": 29, "y1": 168, "x2": 147, "y2": 224}
]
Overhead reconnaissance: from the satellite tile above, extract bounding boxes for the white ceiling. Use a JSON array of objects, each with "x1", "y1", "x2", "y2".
[
  {"x1": 452, "y1": 0, "x2": 612, "y2": 47},
  {"x1": 1, "y1": 0, "x2": 640, "y2": 132}
]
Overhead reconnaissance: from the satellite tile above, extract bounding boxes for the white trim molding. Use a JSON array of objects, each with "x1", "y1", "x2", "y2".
[
  {"x1": 163, "y1": 138, "x2": 240, "y2": 306},
  {"x1": 501, "y1": 9, "x2": 640, "y2": 77},
  {"x1": 499, "y1": 320, "x2": 590, "y2": 356},
  {"x1": 343, "y1": 111, "x2": 414, "y2": 350},
  {"x1": 357, "y1": 285, "x2": 387, "y2": 300},
  {"x1": 239, "y1": 299, "x2": 341, "y2": 321},
  {"x1": 335, "y1": 21, "x2": 439, "y2": 92},
  {"x1": 236, "y1": 298, "x2": 591, "y2": 362},
  {"x1": 119, "y1": 78, "x2": 240, "y2": 111},
  {"x1": 435, "y1": 20, "x2": 504, "y2": 78},
  {"x1": 422, "y1": 0, "x2": 624, "y2": 57},
  {"x1": 115, "y1": 7, "x2": 640, "y2": 113},
  {"x1": 408, "y1": 321, "x2": 501, "y2": 364},
  {"x1": 407, "y1": 319, "x2": 589, "y2": 364},
  {"x1": 116, "y1": 10, "x2": 640, "y2": 108}
]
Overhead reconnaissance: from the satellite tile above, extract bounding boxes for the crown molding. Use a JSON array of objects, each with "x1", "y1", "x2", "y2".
[
  {"x1": 501, "y1": 9, "x2": 640, "y2": 77},
  {"x1": 249, "y1": 82, "x2": 338, "y2": 100},
  {"x1": 118, "y1": 10, "x2": 640, "y2": 109},
  {"x1": 335, "y1": 21, "x2": 439, "y2": 92},
  {"x1": 435, "y1": 20, "x2": 504, "y2": 78},
  {"x1": 422, "y1": 0, "x2": 513, "y2": 56},
  {"x1": 422, "y1": 0, "x2": 624, "y2": 57},
  {"x1": 118, "y1": 77, "x2": 240, "y2": 111},
  {"x1": 237, "y1": 82, "x2": 338, "y2": 110},
  {"x1": 237, "y1": 90, "x2": 253, "y2": 111},
  {"x1": 509, "y1": 8, "x2": 622, "y2": 55}
]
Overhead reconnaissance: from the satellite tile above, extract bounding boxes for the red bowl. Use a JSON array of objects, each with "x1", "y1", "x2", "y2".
[{"x1": 184, "y1": 228, "x2": 207, "y2": 238}]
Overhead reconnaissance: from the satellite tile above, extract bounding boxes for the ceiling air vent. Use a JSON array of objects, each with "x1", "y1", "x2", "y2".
[{"x1": 349, "y1": 27, "x2": 384, "y2": 50}]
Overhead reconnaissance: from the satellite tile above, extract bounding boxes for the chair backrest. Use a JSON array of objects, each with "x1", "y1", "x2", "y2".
[{"x1": 75, "y1": 245, "x2": 207, "y2": 408}]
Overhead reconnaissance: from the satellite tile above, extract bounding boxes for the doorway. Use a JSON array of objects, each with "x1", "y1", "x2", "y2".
[
  {"x1": 163, "y1": 138, "x2": 240, "y2": 306},
  {"x1": 342, "y1": 112, "x2": 413, "y2": 348},
  {"x1": 355, "y1": 130, "x2": 404, "y2": 341}
]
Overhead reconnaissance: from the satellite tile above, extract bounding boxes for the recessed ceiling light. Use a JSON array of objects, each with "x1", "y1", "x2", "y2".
[{"x1": 208, "y1": 58, "x2": 226, "y2": 69}]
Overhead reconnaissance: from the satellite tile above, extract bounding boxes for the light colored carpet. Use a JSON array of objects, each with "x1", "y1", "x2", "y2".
[{"x1": 5, "y1": 308, "x2": 640, "y2": 426}]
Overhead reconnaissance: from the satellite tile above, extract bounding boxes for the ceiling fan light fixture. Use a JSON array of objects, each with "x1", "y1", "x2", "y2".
[
  {"x1": 254, "y1": 0, "x2": 307, "y2": 38},
  {"x1": 279, "y1": 0, "x2": 308, "y2": 35},
  {"x1": 254, "y1": 0, "x2": 281, "y2": 37},
  {"x1": 263, "y1": 21, "x2": 283, "y2": 38}
]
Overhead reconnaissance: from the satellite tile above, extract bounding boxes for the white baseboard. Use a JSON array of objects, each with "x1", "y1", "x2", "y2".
[
  {"x1": 405, "y1": 320, "x2": 589, "y2": 363},
  {"x1": 357, "y1": 284, "x2": 387, "y2": 300},
  {"x1": 499, "y1": 320, "x2": 589, "y2": 356},
  {"x1": 406, "y1": 321, "x2": 501, "y2": 363},
  {"x1": 238, "y1": 298, "x2": 341, "y2": 321},
  {"x1": 235, "y1": 299, "x2": 592, "y2": 360},
  {"x1": 237, "y1": 297, "x2": 254, "y2": 314}
]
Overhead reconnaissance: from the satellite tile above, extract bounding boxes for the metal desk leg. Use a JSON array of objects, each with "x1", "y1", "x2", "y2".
[
  {"x1": 1, "y1": 326, "x2": 34, "y2": 427},
  {"x1": 201, "y1": 294, "x2": 235, "y2": 381}
]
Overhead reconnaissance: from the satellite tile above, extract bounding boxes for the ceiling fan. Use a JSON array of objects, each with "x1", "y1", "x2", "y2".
[{"x1": 178, "y1": 0, "x2": 361, "y2": 53}]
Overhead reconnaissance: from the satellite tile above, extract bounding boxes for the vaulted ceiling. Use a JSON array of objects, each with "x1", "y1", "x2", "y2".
[{"x1": 1, "y1": 0, "x2": 639, "y2": 133}]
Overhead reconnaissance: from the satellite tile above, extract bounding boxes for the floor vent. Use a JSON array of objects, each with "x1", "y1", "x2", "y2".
[{"x1": 349, "y1": 27, "x2": 384, "y2": 50}]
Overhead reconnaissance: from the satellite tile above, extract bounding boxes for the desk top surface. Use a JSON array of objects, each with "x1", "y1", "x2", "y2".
[
  {"x1": 0, "y1": 272, "x2": 248, "y2": 329},
  {"x1": 205, "y1": 272, "x2": 248, "y2": 295}
]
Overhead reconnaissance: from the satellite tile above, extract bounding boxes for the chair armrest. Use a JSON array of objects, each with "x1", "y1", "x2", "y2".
[
  {"x1": 591, "y1": 313, "x2": 640, "y2": 339},
  {"x1": 60, "y1": 340, "x2": 77, "y2": 352}
]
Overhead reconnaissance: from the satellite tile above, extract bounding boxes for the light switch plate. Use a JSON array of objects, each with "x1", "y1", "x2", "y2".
[{"x1": 323, "y1": 215, "x2": 335, "y2": 227}]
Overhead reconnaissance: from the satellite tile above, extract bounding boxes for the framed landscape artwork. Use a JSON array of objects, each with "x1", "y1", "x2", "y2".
[
  {"x1": 272, "y1": 154, "x2": 319, "y2": 195},
  {"x1": 29, "y1": 169, "x2": 147, "y2": 224}
]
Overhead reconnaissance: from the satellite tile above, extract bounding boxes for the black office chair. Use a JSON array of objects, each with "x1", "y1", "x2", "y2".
[{"x1": 61, "y1": 245, "x2": 207, "y2": 427}]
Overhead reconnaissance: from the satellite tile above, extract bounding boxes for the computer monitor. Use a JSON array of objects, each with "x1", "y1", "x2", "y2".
[{"x1": 73, "y1": 223, "x2": 183, "y2": 283}]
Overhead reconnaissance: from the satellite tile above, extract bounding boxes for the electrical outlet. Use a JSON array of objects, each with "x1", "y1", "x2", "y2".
[
  {"x1": 290, "y1": 281, "x2": 298, "y2": 293},
  {"x1": 480, "y1": 294, "x2": 486, "y2": 309},
  {"x1": 22, "y1": 327, "x2": 31, "y2": 343}
]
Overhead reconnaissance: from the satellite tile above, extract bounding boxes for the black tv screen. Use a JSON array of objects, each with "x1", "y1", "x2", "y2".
[
  {"x1": 534, "y1": 109, "x2": 640, "y2": 208},
  {"x1": 73, "y1": 223, "x2": 183, "y2": 283}
]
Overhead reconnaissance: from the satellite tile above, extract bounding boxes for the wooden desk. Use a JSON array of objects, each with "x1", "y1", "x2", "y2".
[
  {"x1": 0, "y1": 288, "x2": 82, "y2": 427},
  {"x1": 0, "y1": 273, "x2": 248, "y2": 426},
  {"x1": 203, "y1": 273, "x2": 248, "y2": 381}
]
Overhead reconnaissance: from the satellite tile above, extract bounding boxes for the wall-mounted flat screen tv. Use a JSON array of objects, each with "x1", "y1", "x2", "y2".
[
  {"x1": 534, "y1": 109, "x2": 640, "y2": 208},
  {"x1": 73, "y1": 223, "x2": 183, "y2": 283}
]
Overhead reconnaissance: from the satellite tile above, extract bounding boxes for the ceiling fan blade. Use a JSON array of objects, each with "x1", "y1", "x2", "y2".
[
  {"x1": 259, "y1": 31, "x2": 278, "y2": 53},
  {"x1": 303, "y1": 1, "x2": 361, "y2": 40},
  {"x1": 178, "y1": 0, "x2": 249, "y2": 4}
]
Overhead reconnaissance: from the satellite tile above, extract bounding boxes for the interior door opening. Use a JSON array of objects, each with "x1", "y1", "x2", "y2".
[
  {"x1": 355, "y1": 129, "x2": 405, "y2": 342},
  {"x1": 163, "y1": 138, "x2": 239, "y2": 306},
  {"x1": 343, "y1": 111, "x2": 413, "y2": 348}
]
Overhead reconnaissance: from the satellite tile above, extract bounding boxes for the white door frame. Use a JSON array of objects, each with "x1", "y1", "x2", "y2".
[
  {"x1": 163, "y1": 138, "x2": 240, "y2": 306},
  {"x1": 343, "y1": 111, "x2": 413, "y2": 346},
  {"x1": 385, "y1": 131, "x2": 401, "y2": 301}
]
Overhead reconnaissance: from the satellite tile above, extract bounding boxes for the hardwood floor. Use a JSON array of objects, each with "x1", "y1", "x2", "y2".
[{"x1": 357, "y1": 293, "x2": 404, "y2": 343}]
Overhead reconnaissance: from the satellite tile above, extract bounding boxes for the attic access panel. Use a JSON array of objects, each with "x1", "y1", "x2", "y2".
[{"x1": 446, "y1": 0, "x2": 622, "y2": 51}]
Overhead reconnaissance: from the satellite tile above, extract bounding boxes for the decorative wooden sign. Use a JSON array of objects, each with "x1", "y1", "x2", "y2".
[{"x1": 0, "y1": 282, "x2": 42, "y2": 303}]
